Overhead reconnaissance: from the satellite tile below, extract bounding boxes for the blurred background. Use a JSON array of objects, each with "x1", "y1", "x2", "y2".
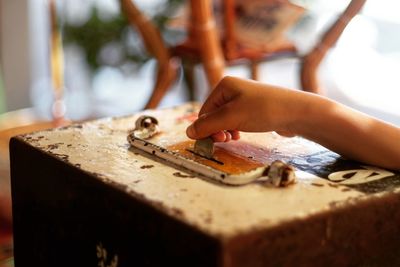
[
  {"x1": 1, "y1": 0, "x2": 400, "y2": 265},
  {"x1": 1, "y1": 0, "x2": 400, "y2": 121}
]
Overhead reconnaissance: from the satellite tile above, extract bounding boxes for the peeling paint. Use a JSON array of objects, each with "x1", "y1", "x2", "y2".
[{"x1": 18, "y1": 103, "x2": 386, "y2": 239}]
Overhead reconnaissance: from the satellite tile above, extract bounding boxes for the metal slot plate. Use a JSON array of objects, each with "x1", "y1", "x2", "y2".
[{"x1": 126, "y1": 104, "x2": 305, "y2": 185}]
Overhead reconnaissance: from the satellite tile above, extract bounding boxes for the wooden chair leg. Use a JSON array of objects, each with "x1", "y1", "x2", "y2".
[
  {"x1": 144, "y1": 59, "x2": 178, "y2": 109},
  {"x1": 190, "y1": 0, "x2": 225, "y2": 90},
  {"x1": 120, "y1": 0, "x2": 176, "y2": 109},
  {"x1": 300, "y1": 52, "x2": 320, "y2": 94},
  {"x1": 300, "y1": 0, "x2": 367, "y2": 94},
  {"x1": 182, "y1": 60, "x2": 196, "y2": 102},
  {"x1": 250, "y1": 61, "x2": 259, "y2": 80}
]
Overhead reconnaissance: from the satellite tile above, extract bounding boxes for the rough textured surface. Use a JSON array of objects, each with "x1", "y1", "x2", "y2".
[{"x1": 10, "y1": 103, "x2": 400, "y2": 266}]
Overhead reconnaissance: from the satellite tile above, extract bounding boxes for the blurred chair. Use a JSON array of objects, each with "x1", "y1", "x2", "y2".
[
  {"x1": 300, "y1": 0, "x2": 367, "y2": 94},
  {"x1": 121, "y1": 0, "x2": 367, "y2": 109}
]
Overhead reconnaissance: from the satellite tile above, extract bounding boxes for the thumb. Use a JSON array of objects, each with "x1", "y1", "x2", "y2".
[{"x1": 186, "y1": 106, "x2": 236, "y2": 139}]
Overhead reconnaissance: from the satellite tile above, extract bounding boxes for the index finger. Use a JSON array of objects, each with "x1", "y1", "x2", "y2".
[{"x1": 199, "y1": 76, "x2": 240, "y2": 116}]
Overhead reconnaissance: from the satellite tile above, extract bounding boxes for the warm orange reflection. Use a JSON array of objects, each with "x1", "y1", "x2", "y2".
[{"x1": 167, "y1": 140, "x2": 264, "y2": 174}]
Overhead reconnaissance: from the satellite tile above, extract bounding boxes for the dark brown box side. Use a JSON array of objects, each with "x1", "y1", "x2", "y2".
[
  {"x1": 10, "y1": 137, "x2": 221, "y2": 267},
  {"x1": 223, "y1": 195, "x2": 400, "y2": 266},
  {"x1": 10, "y1": 136, "x2": 400, "y2": 267}
]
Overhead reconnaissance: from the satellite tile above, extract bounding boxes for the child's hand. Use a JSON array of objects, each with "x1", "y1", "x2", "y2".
[
  {"x1": 186, "y1": 76, "x2": 303, "y2": 141},
  {"x1": 186, "y1": 76, "x2": 400, "y2": 170}
]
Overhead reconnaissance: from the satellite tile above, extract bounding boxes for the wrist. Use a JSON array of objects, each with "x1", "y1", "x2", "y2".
[{"x1": 286, "y1": 92, "x2": 332, "y2": 137}]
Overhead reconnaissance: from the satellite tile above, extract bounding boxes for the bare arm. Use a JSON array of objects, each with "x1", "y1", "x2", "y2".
[
  {"x1": 293, "y1": 95, "x2": 400, "y2": 170},
  {"x1": 186, "y1": 76, "x2": 400, "y2": 170}
]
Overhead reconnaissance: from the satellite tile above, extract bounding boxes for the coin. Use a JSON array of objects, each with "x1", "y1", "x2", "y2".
[{"x1": 194, "y1": 137, "x2": 214, "y2": 159}]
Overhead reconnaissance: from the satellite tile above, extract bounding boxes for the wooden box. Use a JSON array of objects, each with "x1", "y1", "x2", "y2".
[{"x1": 10, "y1": 103, "x2": 400, "y2": 266}]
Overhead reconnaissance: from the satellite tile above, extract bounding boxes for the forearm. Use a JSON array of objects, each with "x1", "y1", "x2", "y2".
[
  {"x1": 291, "y1": 93, "x2": 400, "y2": 170},
  {"x1": 187, "y1": 76, "x2": 400, "y2": 170}
]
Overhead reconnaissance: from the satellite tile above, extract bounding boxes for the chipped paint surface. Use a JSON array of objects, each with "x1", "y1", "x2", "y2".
[{"x1": 20, "y1": 103, "x2": 386, "y2": 238}]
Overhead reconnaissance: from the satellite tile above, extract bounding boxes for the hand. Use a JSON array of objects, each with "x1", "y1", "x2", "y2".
[
  {"x1": 187, "y1": 76, "x2": 400, "y2": 170},
  {"x1": 186, "y1": 76, "x2": 303, "y2": 141}
]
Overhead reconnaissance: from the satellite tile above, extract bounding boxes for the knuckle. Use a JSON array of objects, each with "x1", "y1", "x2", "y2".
[
  {"x1": 218, "y1": 76, "x2": 234, "y2": 89},
  {"x1": 191, "y1": 120, "x2": 202, "y2": 137}
]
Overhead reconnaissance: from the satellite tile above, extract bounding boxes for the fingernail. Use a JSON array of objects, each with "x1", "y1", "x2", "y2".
[
  {"x1": 199, "y1": 113, "x2": 208, "y2": 119},
  {"x1": 224, "y1": 131, "x2": 232, "y2": 142},
  {"x1": 187, "y1": 124, "x2": 195, "y2": 138}
]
